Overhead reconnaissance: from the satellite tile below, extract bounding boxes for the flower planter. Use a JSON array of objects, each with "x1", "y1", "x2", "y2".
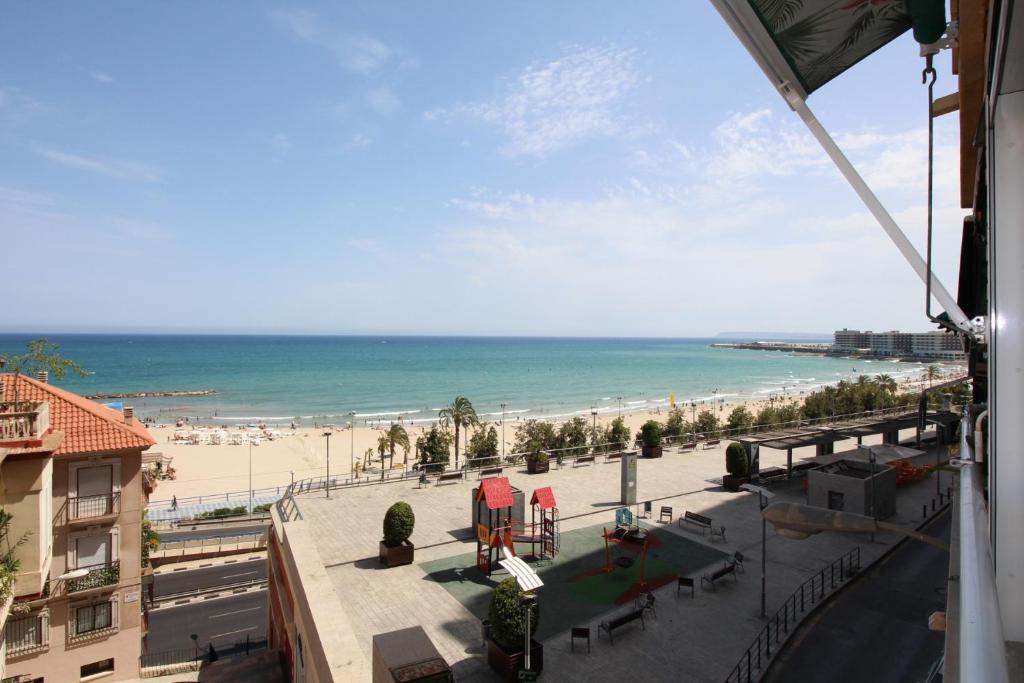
[
  {"x1": 379, "y1": 540, "x2": 415, "y2": 567},
  {"x1": 641, "y1": 445, "x2": 663, "y2": 458},
  {"x1": 526, "y1": 460, "x2": 549, "y2": 474},
  {"x1": 487, "y1": 638, "x2": 543, "y2": 681},
  {"x1": 722, "y1": 474, "x2": 750, "y2": 492}
]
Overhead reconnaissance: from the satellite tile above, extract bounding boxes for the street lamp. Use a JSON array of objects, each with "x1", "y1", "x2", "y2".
[
  {"x1": 760, "y1": 501, "x2": 948, "y2": 550},
  {"x1": 741, "y1": 483, "x2": 775, "y2": 618},
  {"x1": 617, "y1": 396, "x2": 623, "y2": 418},
  {"x1": 248, "y1": 441, "x2": 253, "y2": 514},
  {"x1": 690, "y1": 400, "x2": 697, "y2": 441},
  {"x1": 591, "y1": 406, "x2": 598, "y2": 432},
  {"x1": 349, "y1": 411, "x2": 356, "y2": 480},
  {"x1": 323, "y1": 431, "x2": 332, "y2": 498},
  {"x1": 500, "y1": 403, "x2": 507, "y2": 458}
]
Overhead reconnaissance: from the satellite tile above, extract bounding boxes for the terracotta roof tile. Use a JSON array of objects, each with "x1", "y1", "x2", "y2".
[{"x1": 1, "y1": 373, "x2": 155, "y2": 456}]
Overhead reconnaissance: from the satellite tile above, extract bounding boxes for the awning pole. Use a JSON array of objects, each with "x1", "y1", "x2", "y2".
[{"x1": 789, "y1": 95, "x2": 973, "y2": 333}]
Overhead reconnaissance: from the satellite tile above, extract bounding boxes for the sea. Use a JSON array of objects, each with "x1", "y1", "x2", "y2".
[{"x1": 0, "y1": 334, "x2": 933, "y2": 426}]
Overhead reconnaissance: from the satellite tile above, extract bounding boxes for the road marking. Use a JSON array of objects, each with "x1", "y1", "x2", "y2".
[
  {"x1": 211, "y1": 626, "x2": 257, "y2": 639},
  {"x1": 221, "y1": 571, "x2": 258, "y2": 579},
  {"x1": 209, "y1": 606, "x2": 261, "y2": 619}
]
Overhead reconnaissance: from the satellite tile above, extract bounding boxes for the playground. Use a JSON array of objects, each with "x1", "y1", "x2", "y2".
[{"x1": 420, "y1": 485, "x2": 728, "y2": 641}]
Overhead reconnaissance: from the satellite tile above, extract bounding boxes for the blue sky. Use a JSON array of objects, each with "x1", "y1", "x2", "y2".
[{"x1": 1, "y1": 2, "x2": 965, "y2": 336}]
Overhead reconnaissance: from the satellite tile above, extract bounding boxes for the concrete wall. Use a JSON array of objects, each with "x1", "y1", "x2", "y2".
[
  {"x1": 808, "y1": 461, "x2": 896, "y2": 519},
  {"x1": 2, "y1": 455, "x2": 53, "y2": 597}
]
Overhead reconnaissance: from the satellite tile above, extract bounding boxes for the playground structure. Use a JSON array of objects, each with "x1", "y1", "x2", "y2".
[
  {"x1": 475, "y1": 478, "x2": 560, "y2": 576},
  {"x1": 600, "y1": 507, "x2": 651, "y2": 591}
]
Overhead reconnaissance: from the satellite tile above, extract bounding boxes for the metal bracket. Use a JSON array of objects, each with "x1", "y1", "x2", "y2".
[{"x1": 920, "y1": 20, "x2": 959, "y2": 56}]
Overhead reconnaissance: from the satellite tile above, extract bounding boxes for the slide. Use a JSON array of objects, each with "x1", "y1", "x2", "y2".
[{"x1": 499, "y1": 530, "x2": 517, "y2": 559}]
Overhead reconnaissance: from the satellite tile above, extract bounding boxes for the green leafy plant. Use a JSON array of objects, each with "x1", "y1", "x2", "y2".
[
  {"x1": 195, "y1": 506, "x2": 247, "y2": 520},
  {"x1": 0, "y1": 338, "x2": 87, "y2": 404},
  {"x1": 467, "y1": 424, "x2": 500, "y2": 467},
  {"x1": 639, "y1": 420, "x2": 663, "y2": 448},
  {"x1": 726, "y1": 405, "x2": 755, "y2": 434},
  {"x1": 252, "y1": 503, "x2": 273, "y2": 514},
  {"x1": 0, "y1": 509, "x2": 28, "y2": 604},
  {"x1": 438, "y1": 396, "x2": 480, "y2": 468},
  {"x1": 416, "y1": 425, "x2": 453, "y2": 466},
  {"x1": 725, "y1": 442, "x2": 749, "y2": 477},
  {"x1": 525, "y1": 450, "x2": 549, "y2": 465},
  {"x1": 512, "y1": 420, "x2": 559, "y2": 455},
  {"x1": 601, "y1": 417, "x2": 631, "y2": 452},
  {"x1": 141, "y1": 512, "x2": 160, "y2": 568},
  {"x1": 487, "y1": 577, "x2": 539, "y2": 651},
  {"x1": 382, "y1": 501, "x2": 415, "y2": 548}
]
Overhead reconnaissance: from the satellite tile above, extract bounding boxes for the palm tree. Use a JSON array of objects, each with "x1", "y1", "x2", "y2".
[
  {"x1": 926, "y1": 365, "x2": 940, "y2": 387},
  {"x1": 386, "y1": 423, "x2": 411, "y2": 465},
  {"x1": 438, "y1": 396, "x2": 479, "y2": 469},
  {"x1": 874, "y1": 374, "x2": 897, "y2": 395},
  {"x1": 376, "y1": 433, "x2": 389, "y2": 463}
]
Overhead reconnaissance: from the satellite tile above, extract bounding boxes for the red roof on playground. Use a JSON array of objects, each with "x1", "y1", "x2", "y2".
[
  {"x1": 530, "y1": 486, "x2": 556, "y2": 510},
  {"x1": 477, "y1": 477, "x2": 514, "y2": 510}
]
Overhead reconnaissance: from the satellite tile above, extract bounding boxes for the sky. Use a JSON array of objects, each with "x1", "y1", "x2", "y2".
[{"x1": 0, "y1": 2, "x2": 967, "y2": 336}]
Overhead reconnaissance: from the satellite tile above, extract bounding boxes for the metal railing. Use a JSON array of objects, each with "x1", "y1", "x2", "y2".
[
  {"x1": 4, "y1": 610, "x2": 49, "y2": 657},
  {"x1": 68, "y1": 492, "x2": 121, "y2": 521},
  {"x1": 67, "y1": 560, "x2": 120, "y2": 593},
  {"x1": 140, "y1": 632, "x2": 268, "y2": 677},
  {"x1": 725, "y1": 547, "x2": 861, "y2": 683}
]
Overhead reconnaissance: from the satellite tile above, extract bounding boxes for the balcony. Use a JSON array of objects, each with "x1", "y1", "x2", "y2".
[
  {"x1": 67, "y1": 492, "x2": 121, "y2": 523},
  {"x1": 0, "y1": 401, "x2": 50, "y2": 444},
  {"x1": 5, "y1": 610, "x2": 49, "y2": 658},
  {"x1": 66, "y1": 561, "x2": 120, "y2": 594}
]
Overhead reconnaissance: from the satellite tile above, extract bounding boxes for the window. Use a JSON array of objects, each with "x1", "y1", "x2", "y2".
[
  {"x1": 5, "y1": 610, "x2": 49, "y2": 656},
  {"x1": 74, "y1": 602, "x2": 113, "y2": 635},
  {"x1": 75, "y1": 532, "x2": 113, "y2": 569},
  {"x1": 80, "y1": 658, "x2": 114, "y2": 678},
  {"x1": 828, "y1": 490, "x2": 845, "y2": 511}
]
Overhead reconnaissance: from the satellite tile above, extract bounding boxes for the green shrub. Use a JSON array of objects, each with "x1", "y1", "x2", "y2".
[
  {"x1": 196, "y1": 506, "x2": 247, "y2": 520},
  {"x1": 252, "y1": 503, "x2": 272, "y2": 514},
  {"x1": 639, "y1": 420, "x2": 662, "y2": 447},
  {"x1": 383, "y1": 501, "x2": 415, "y2": 548},
  {"x1": 526, "y1": 450, "x2": 549, "y2": 465},
  {"x1": 487, "y1": 577, "x2": 539, "y2": 651},
  {"x1": 725, "y1": 442, "x2": 749, "y2": 477}
]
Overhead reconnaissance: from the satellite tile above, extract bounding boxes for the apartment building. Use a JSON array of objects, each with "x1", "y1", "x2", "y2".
[
  {"x1": 0, "y1": 373, "x2": 155, "y2": 683},
  {"x1": 832, "y1": 329, "x2": 964, "y2": 360}
]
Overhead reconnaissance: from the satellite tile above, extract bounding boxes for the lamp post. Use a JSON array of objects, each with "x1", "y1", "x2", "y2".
[
  {"x1": 741, "y1": 483, "x2": 775, "y2": 618},
  {"x1": 591, "y1": 406, "x2": 598, "y2": 431},
  {"x1": 500, "y1": 403, "x2": 507, "y2": 459},
  {"x1": 690, "y1": 400, "x2": 697, "y2": 441},
  {"x1": 323, "y1": 431, "x2": 332, "y2": 498},
  {"x1": 617, "y1": 396, "x2": 623, "y2": 418},
  {"x1": 712, "y1": 387, "x2": 719, "y2": 413},
  {"x1": 349, "y1": 411, "x2": 356, "y2": 480},
  {"x1": 248, "y1": 441, "x2": 253, "y2": 514}
]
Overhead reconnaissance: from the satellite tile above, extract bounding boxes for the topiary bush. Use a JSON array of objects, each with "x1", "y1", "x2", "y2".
[
  {"x1": 725, "y1": 442, "x2": 749, "y2": 477},
  {"x1": 640, "y1": 420, "x2": 663, "y2": 448},
  {"x1": 382, "y1": 501, "x2": 415, "y2": 548},
  {"x1": 487, "y1": 577, "x2": 539, "y2": 651},
  {"x1": 526, "y1": 450, "x2": 549, "y2": 465}
]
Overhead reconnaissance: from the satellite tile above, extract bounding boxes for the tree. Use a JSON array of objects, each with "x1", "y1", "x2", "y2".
[
  {"x1": 926, "y1": 365, "x2": 941, "y2": 387},
  {"x1": 776, "y1": 404, "x2": 801, "y2": 426},
  {"x1": 385, "y1": 423, "x2": 411, "y2": 466},
  {"x1": 874, "y1": 374, "x2": 897, "y2": 395},
  {"x1": 438, "y1": 396, "x2": 479, "y2": 469},
  {"x1": 725, "y1": 442, "x2": 749, "y2": 477},
  {"x1": 466, "y1": 424, "x2": 499, "y2": 467},
  {"x1": 512, "y1": 420, "x2": 558, "y2": 455},
  {"x1": 726, "y1": 405, "x2": 755, "y2": 434},
  {"x1": 663, "y1": 406, "x2": 688, "y2": 437},
  {"x1": 601, "y1": 416, "x2": 631, "y2": 452},
  {"x1": 415, "y1": 425, "x2": 452, "y2": 467},
  {"x1": 1, "y1": 338, "x2": 87, "y2": 404},
  {"x1": 488, "y1": 577, "x2": 539, "y2": 652},
  {"x1": 695, "y1": 410, "x2": 721, "y2": 438},
  {"x1": 376, "y1": 433, "x2": 389, "y2": 463},
  {"x1": 557, "y1": 417, "x2": 590, "y2": 457}
]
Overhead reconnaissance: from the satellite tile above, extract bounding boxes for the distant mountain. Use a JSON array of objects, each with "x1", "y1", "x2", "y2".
[{"x1": 716, "y1": 331, "x2": 831, "y2": 341}]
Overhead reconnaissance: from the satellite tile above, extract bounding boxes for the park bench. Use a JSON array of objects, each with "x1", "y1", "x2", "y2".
[
  {"x1": 759, "y1": 466, "x2": 787, "y2": 481},
  {"x1": 574, "y1": 455, "x2": 596, "y2": 467},
  {"x1": 598, "y1": 608, "x2": 645, "y2": 644},
  {"x1": 680, "y1": 511, "x2": 727, "y2": 541},
  {"x1": 701, "y1": 563, "x2": 738, "y2": 590},
  {"x1": 703, "y1": 439, "x2": 721, "y2": 449},
  {"x1": 478, "y1": 466, "x2": 503, "y2": 480},
  {"x1": 679, "y1": 442, "x2": 697, "y2": 453},
  {"x1": 605, "y1": 451, "x2": 623, "y2": 463},
  {"x1": 436, "y1": 471, "x2": 464, "y2": 486},
  {"x1": 677, "y1": 575, "x2": 695, "y2": 598}
]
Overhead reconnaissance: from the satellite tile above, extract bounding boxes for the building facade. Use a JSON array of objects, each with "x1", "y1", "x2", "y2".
[
  {"x1": 0, "y1": 373, "x2": 155, "y2": 683},
  {"x1": 832, "y1": 329, "x2": 964, "y2": 360}
]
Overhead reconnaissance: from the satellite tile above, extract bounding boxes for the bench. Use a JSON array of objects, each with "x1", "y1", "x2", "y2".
[
  {"x1": 701, "y1": 563, "x2": 738, "y2": 590},
  {"x1": 677, "y1": 576, "x2": 695, "y2": 598},
  {"x1": 478, "y1": 466, "x2": 503, "y2": 480},
  {"x1": 605, "y1": 451, "x2": 623, "y2": 463},
  {"x1": 574, "y1": 455, "x2": 596, "y2": 467},
  {"x1": 597, "y1": 608, "x2": 645, "y2": 644},
  {"x1": 679, "y1": 442, "x2": 697, "y2": 453},
  {"x1": 680, "y1": 511, "x2": 712, "y2": 534},
  {"x1": 436, "y1": 471, "x2": 464, "y2": 485},
  {"x1": 703, "y1": 439, "x2": 721, "y2": 449}
]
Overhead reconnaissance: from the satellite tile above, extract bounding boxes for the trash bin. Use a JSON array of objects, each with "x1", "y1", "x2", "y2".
[{"x1": 481, "y1": 619, "x2": 491, "y2": 647}]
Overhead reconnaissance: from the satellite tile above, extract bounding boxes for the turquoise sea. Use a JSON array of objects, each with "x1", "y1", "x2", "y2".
[{"x1": 0, "y1": 335, "x2": 929, "y2": 425}]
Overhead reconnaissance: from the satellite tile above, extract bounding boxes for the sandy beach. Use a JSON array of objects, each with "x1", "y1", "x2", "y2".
[{"x1": 146, "y1": 370, "x2": 961, "y2": 504}]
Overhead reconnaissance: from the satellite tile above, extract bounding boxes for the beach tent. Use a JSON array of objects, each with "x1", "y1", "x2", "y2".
[{"x1": 710, "y1": 0, "x2": 973, "y2": 335}]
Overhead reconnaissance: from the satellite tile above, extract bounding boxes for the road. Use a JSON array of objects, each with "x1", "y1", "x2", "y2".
[
  {"x1": 147, "y1": 591, "x2": 267, "y2": 655},
  {"x1": 158, "y1": 523, "x2": 268, "y2": 543},
  {"x1": 764, "y1": 508, "x2": 951, "y2": 683},
  {"x1": 154, "y1": 558, "x2": 266, "y2": 597}
]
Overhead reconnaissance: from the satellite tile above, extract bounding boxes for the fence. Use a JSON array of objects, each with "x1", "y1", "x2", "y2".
[
  {"x1": 140, "y1": 632, "x2": 268, "y2": 677},
  {"x1": 724, "y1": 547, "x2": 862, "y2": 683},
  {"x1": 154, "y1": 532, "x2": 266, "y2": 554}
]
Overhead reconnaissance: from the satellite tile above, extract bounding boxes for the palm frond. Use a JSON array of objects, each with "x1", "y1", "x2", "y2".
[{"x1": 756, "y1": 0, "x2": 805, "y2": 32}]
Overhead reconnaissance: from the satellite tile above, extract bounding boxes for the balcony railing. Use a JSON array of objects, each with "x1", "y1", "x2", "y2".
[
  {"x1": 69, "y1": 599, "x2": 117, "y2": 640},
  {"x1": 67, "y1": 561, "x2": 120, "y2": 594},
  {"x1": 5, "y1": 610, "x2": 49, "y2": 657},
  {"x1": 68, "y1": 492, "x2": 121, "y2": 521},
  {"x1": 0, "y1": 401, "x2": 50, "y2": 442}
]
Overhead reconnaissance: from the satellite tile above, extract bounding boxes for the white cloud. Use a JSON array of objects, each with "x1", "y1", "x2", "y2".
[
  {"x1": 270, "y1": 9, "x2": 393, "y2": 75},
  {"x1": 33, "y1": 145, "x2": 161, "y2": 182},
  {"x1": 89, "y1": 70, "x2": 114, "y2": 84},
  {"x1": 343, "y1": 133, "x2": 373, "y2": 151},
  {"x1": 430, "y1": 44, "x2": 642, "y2": 157},
  {"x1": 366, "y1": 87, "x2": 400, "y2": 116},
  {"x1": 706, "y1": 109, "x2": 829, "y2": 181},
  {"x1": 270, "y1": 133, "x2": 291, "y2": 157}
]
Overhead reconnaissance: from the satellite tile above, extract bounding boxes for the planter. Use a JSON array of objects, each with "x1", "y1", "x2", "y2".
[
  {"x1": 526, "y1": 460, "x2": 549, "y2": 474},
  {"x1": 641, "y1": 445, "x2": 663, "y2": 458},
  {"x1": 379, "y1": 540, "x2": 415, "y2": 567},
  {"x1": 487, "y1": 638, "x2": 543, "y2": 681},
  {"x1": 722, "y1": 474, "x2": 750, "y2": 492}
]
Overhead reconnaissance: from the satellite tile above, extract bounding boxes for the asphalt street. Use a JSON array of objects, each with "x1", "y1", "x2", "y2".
[
  {"x1": 154, "y1": 558, "x2": 267, "y2": 597},
  {"x1": 764, "y1": 508, "x2": 951, "y2": 683},
  {"x1": 158, "y1": 523, "x2": 268, "y2": 543},
  {"x1": 147, "y1": 591, "x2": 268, "y2": 655}
]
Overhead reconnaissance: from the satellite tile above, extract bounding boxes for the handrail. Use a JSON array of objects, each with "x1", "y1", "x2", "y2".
[
  {"x1": 957, "y1": 408, "x2": 1009, "y2": 683},
  {"x1": 724, "y1": 547, "x2": 861, "y2": 683}
]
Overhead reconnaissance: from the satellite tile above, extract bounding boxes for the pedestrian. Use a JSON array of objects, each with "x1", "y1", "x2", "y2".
[{"x1": 171, "y1": 495, "x2": 178, "y2": 510}]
